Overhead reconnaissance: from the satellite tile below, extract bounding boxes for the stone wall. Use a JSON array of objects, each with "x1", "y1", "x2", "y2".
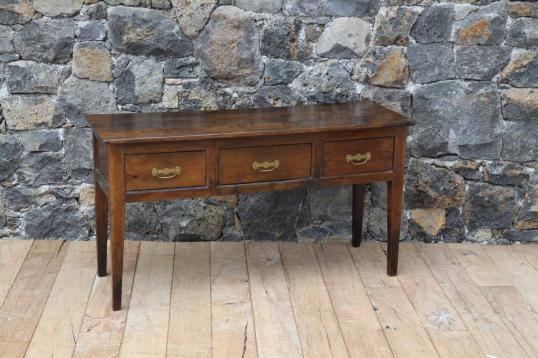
[{"x1": 0, "y1": 0, "x2": 537, "y2": 243}]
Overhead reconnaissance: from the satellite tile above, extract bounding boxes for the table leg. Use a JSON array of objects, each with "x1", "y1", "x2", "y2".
[
  {"x1": 108, "y1": 147, "x2": 125, "y2": 311},
  {"x1": 95, "y1": 183, "x2": 108, "y2": 277},
  {"x1": 351, "y1": 184, "x2": 366, "y2": 247},
  {"x1": 386, "y1": 134, "x2": 406, "y2": 276}
]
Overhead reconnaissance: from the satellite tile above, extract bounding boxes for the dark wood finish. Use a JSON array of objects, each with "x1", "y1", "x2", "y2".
[
  {"x1": 387, "y1": 134, "x2": 407, "y2": 276},
  {"x1": 352, "y1": 184, "x2": 366, "y2": 248},
  {"x1": 95, "y1": 183, "x2": 108, "y2": 277},
  {"x1": 88, "y1": 100, "x2": 413, "y2": 310},
  {"x1": 218, "y1": 144, "x2": 311, "y2": 185},
  {"x1": 108, "y1": 146, "x2": 125, "y2": 311},
  {"x1": 94, "y1": 134, "x2": 108, "y2": 277},
  {"x1": 125, "y1": 151, "x2": 207, "y2": 191},
  {"x1": 87, "y1": 101, "x2": 413, "y2": 144},
  {"x1": 322, "y1": 137, "x2": 394, "y2": 177}
]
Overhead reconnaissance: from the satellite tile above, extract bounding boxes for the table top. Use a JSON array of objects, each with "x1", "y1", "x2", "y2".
[{"x1": 87, "y1": 100, "x2": 412, "y2": 144}]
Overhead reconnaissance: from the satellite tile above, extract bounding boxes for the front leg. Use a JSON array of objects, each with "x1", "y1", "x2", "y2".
[
  {"x1": 108, "y1": 146, "x2": 126, "y2": 311},
  {"x1": 95, "y1": 182, "x2": 108, "y2": 277},
  {"x1": 351, "y1": 184, "x2": 366, "y2": 247},
  {"x1": 386, "y1": 134, "x2": 406, "y2": 276}
]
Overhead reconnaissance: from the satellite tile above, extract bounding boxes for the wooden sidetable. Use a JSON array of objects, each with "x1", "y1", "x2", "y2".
[{"x1": 87, "y1": 100, "x2": 413, "y2": 310}]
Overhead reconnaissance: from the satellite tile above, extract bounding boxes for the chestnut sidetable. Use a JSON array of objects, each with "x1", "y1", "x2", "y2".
[{"x1": 87, "y1": 100, "x2": 413, "y2": 310}]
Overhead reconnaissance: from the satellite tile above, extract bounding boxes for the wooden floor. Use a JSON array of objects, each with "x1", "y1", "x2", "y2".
[{"x1": 1, "y1": 241, "x2": 538, "y2": 358}]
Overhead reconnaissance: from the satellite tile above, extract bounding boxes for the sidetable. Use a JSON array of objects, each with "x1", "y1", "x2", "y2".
[{"x1": 87, "y1": 100, "x2": 413, "y2": 310}]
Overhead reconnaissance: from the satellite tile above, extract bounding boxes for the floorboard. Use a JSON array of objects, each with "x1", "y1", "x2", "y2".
[{"x1": 2, "y1": 239, "x2": 538, "y2": 358}]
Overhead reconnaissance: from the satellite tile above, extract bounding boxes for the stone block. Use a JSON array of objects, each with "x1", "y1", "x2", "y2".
[
  {"x1": 464, "y1": 182, "x2": 518, "y2": 230},
  {"x1": 108, "y1": 6, "x2": 193, "y2": 57},
  {"x1": 195, "y1": 6, "x2": 262, "y2": 86},
  {"x1": 316, "y1": 17, "x2": 370, "y2": 59},
  {"x1": 13, "y1": 18, "x2": 75, "y2": 63}
]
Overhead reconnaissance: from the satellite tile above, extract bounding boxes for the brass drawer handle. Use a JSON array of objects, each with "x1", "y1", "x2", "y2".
[
  {"x1": 252, "y1": 160, "x2": 280, "y2": 172},
  {"x1": 152, "y1": 166, "x2": 181, "y2": 179},
  {"x1": 346, "y1": 152, "x2": 371, "y2": 166}
]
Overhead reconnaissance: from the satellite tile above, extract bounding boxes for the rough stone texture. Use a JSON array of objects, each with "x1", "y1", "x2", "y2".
[
  {"x1": 59, "y1": 76, "x2": 116, "y2": 126},
  {"x1": 502, "y1": 122, "x2": 538, "y2": 162},
  {"x1": 515, "y1": 176, "x2": 538, "y2": 229},
  {"x1": 503, "y1": 230, "x2": 538, "y2": 243},
  {"x1": 412, "y1": 81, "x2": 501, "y2": 159},
  {"x1": 108, "y1": 6, "x2": 193, "y2": 57},
  {"x1": 456, "y1": 46, "x2": 511, "y2": 81},
  {"x1": 253, "y1": 85, "x2": 301, "y2": 107},
  {"x1": 264, "y1": 58, "x2": 303, "y2": 85},
  {"x1": 284, "y1": 0, "x2": 322, "y2": 17},
  {"x1": 324, "y1": 0, "x2": 380, "y2": 18},
  {"x1": 454, "y1": 2, "x2": 506, "y2": 45},
  {"x1": 507, "y1": 18, "x2": 538, "y2": 47},
  {"x1": 237, "y1": 190, "x2": 305, "y2": 240},
  {"x1": 408, "y1": 208, "x2": 464, "y2": 243},
  {"x1": 0, "y1": 1, "x2": 536, "y2": 244},
  {"x1": 73, "y1": 42, "x2": 112, "y2": 82},
  {"x1": 164, "y1": 57, "x2": 200, "y2": 78},
  {"x1": 154, "y1": 199, "x2": 226, "y2": 241},
  {"x1": 0, "y1": 135, "x2": 23, "y2": 182},
  {"x1": 362, "y1": 87, "x2": 411, "y2": 117},
  {"x1": 16, "y1": 152, "x2": 66, "y2": 186},
  {"x1": 80, "y1": 2, "x2": 108, "y2": 20},
  {"x1": 375, "y1": 7, "x2": 419, "y2": 46},
  {"x1": 405, "y1": 160, "x2": 466, "y2": 209},
  {"x1": 5, "y1": 61, "x2": 68, "y2": 94},
  {"x1": 195, "y1": 6, "x2": 262, "y2": 85},
  {"x1": 408, "y1": 44, "x2": 455, "y2": 84},
  {"x1": 411, "y1": 5, "x2": 454, "y2": 44},
  {"x1": 64, "y1": 128, "x2": 92, "y2": 172},
  {"x1": 76, "y1": 20, "x2": 107, "y2": 41},
  {"x1": 501, "y1": 88, "x2": 538, "y2": 122},
  {"x1": 1, "y1": 95, "x2": 63, "y2": 130},
  {"x1": 260, "y1": 17, "x2": 299, "y2": 60},
  {"x1": 18, "y1": 130, "x2": 61, "y2": 152},
  {"x1": 316, "y1": 17, "x2": 370, "y2": 59},
  {"x1": 0, "y1": 0, "x2": 33, "y2": 25},
  {"x1": 291, "y1": 61, "x2": 358, "y2": 103},
  {"x1": 0, "y1": 25, "x2": 14, "y2": 53},
  {"x1": 116, "y1": 56, "x2": 163, "y2": 105},
  {"x1": 24, "y1": 199, "x2": 89, "y2": 240},
  {"x1": 365, "y1": 47, "x2": 409, "y2": 88},
  {"x1": 13, "y1": 18, "x2": 75, "y2": 64},
  {"x1": 172, "y1": 0, "x2": 217, "y2": 38},
  {"x1": 508, "y1": 2, "x2": 538, "y2": 18},
  {"x1": 484, "y1": 161, "x2": 529, "y2": 188},
  {"x1": 500, "y1": 51, "x2": 538, "y2": 88},
  {"x1": 236, "y1": 0, "x2": 281, "y2": 13},
  {"x1": 33, "y1": 0, "x2": 84, "y2": 17},
  {"x1": 464, "y1": 182, "x2": 518, "y2": 230},
  {"x1": 0, "y1": 188, "x2": 5, "y2": 228}
]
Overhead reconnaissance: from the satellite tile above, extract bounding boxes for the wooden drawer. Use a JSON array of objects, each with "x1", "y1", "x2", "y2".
[
  {"x1": 219, "y1": 144, "x2": 312, "y2": 185},
  {"x1": 323, "y1": 137, "x2": 394, "y2": 177},
  {"x1": 125, "y1": 151, "x2": 206, "y2": 191}
]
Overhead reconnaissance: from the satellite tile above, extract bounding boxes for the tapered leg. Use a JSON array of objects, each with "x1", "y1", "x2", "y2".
[
  {"x1": 108, "y1": 147, "x2": 125, "y2": 311},
  {"x1": 386, "y1": 180, "x2": 403, "y2": 275},
  {"x1": 351, "y1": 184, "x2": 366, "y2": 247},
  {"x1": 386, "y1": 133, "x2": 407, "y2": 276},
  {"x1": 95, "y1": 183, "x2": 108, "y2": 277}
]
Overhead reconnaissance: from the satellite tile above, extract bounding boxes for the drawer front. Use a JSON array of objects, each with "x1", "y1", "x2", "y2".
[
  {"x1": 219, "y1": 144, "x2": 312, "y2": 185},
  {"x1": 125, "y1": 151, "x2": 206, "y2": 191},
  {"x1": 323, "y1": 137, "x2": 394, "y2": 177}
]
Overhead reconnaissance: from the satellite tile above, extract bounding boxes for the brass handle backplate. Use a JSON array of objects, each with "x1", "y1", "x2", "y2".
[
  {"x1": 152, "y1": 166, "x2": 181, "y2": 179},
  {"x1": 252, "y1": 160, "x2": 280, "y2": 172},
  {"x1": 346, "y1": 152, "x2": 371, "y2": 166}
]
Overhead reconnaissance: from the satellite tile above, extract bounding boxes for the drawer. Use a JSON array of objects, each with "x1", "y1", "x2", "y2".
[
  {"x1": 125, "y1": 151, "x2": 206, "y2": 191},
  {"x1": 323, "y1": 137, "x2": 394, "y2": 177},
  {"x1": 219, "y1": 144, "x2": 312, "y2": 185}
]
